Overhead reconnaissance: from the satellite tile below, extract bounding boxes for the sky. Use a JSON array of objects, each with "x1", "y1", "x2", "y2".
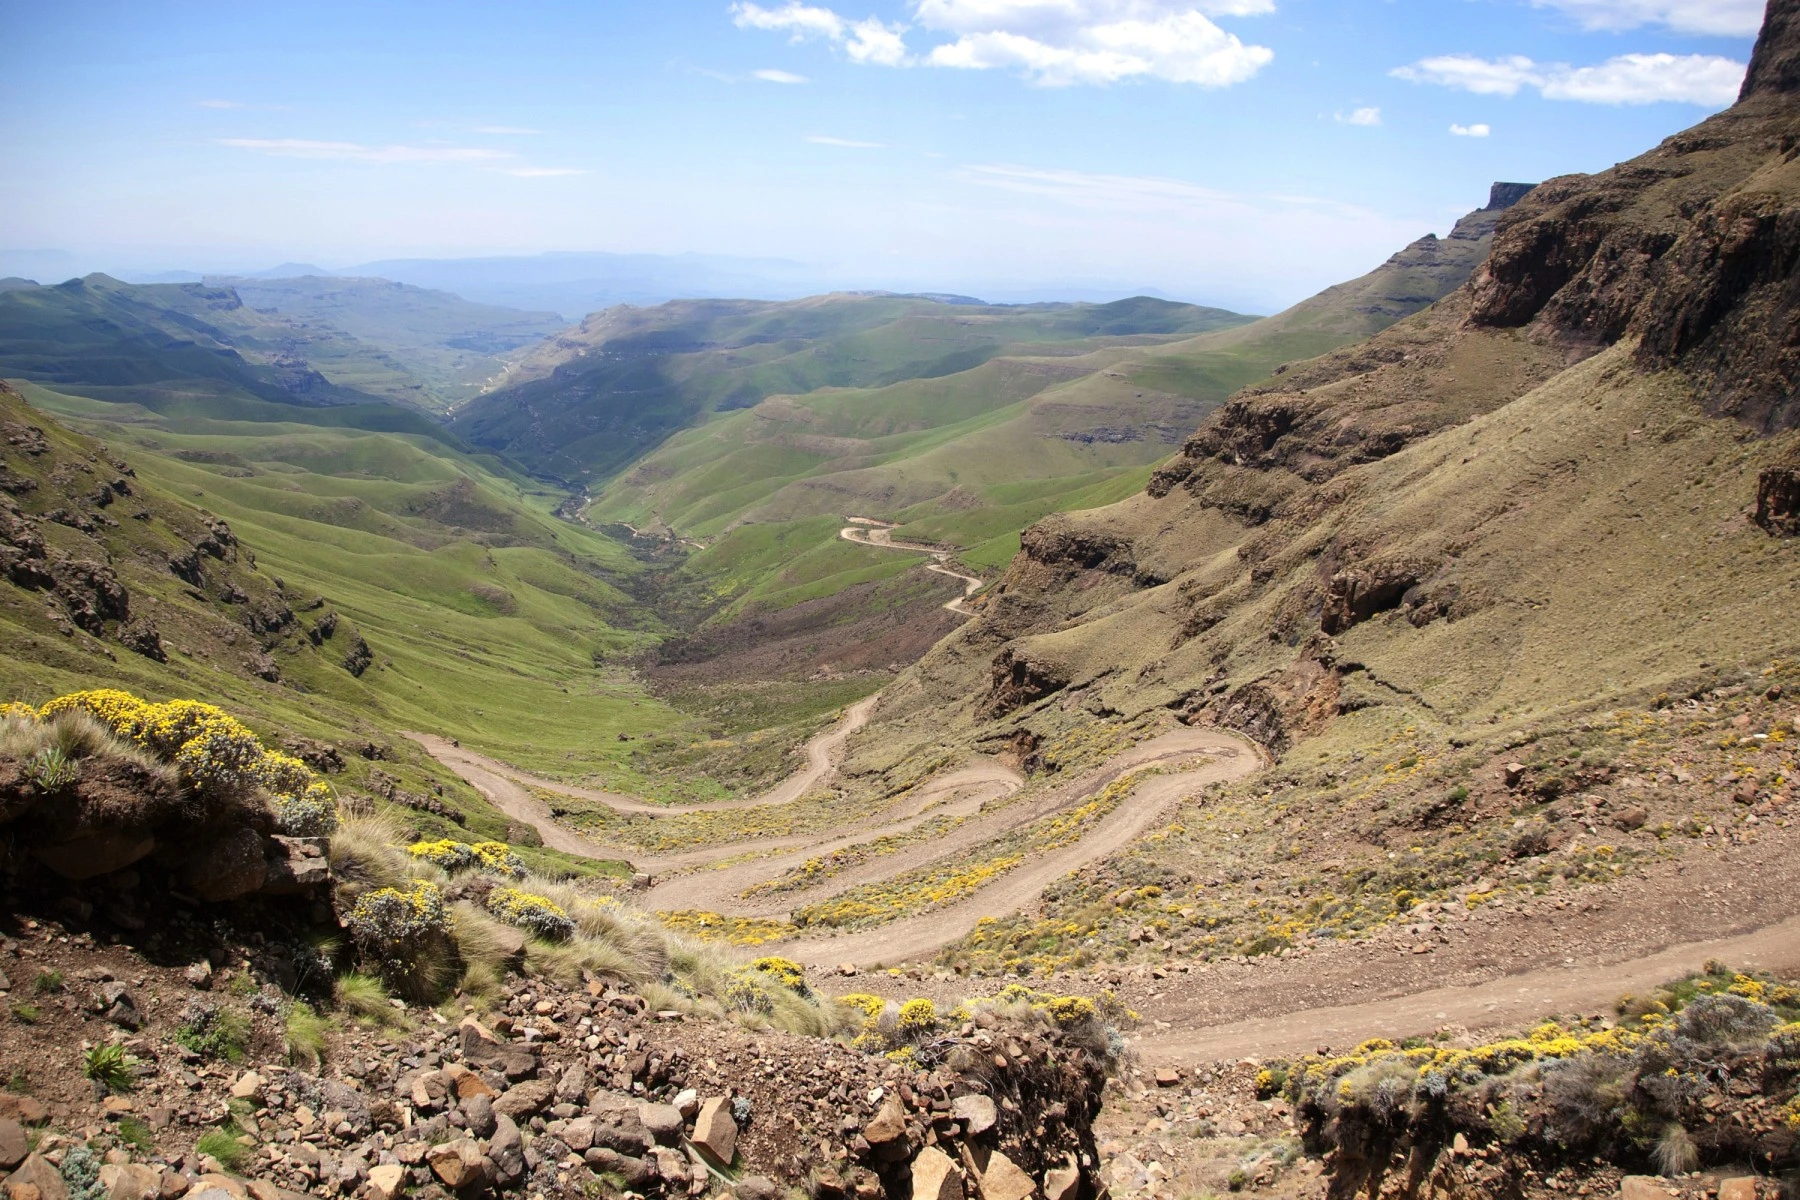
[{"x1": 0, "y1": 0, "x2": 1765, "y2": 312}]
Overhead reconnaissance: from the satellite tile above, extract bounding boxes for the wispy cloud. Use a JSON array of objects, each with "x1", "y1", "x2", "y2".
[
  {"x1": 198, "y1": 99, "x2": 245, "y2": 110},
  {"x1": 503, "y1": 166, "x2": 588, "y2": 177},
  {"x1": 962, "y1": 164, "x2": 1379, "y2": 225},
  {"x1": 475, "y1": 125, "x2": 543, "y2": 135},
  {"x1": 1530, "y1": 0, "x2": 1762, "y2": 36},
  {"x1": 806, "y1": 134, "x2": 884, "y2": 147},
  {"x1": 754, "y1": 67, "x2": 810, "y2": 83},
  {"x1": 1335, "y1": 106, "x2": 1381, "y2": 126},
  {"x1": 1394, "y1": 51, "x2": 1744, "y2": 106},
  {"x1": 1449, "y1": 123, "x2": 1491, "y2": 137},
  {"x1": 217, "y1": 138, "x2": 511, "y2": 165}
]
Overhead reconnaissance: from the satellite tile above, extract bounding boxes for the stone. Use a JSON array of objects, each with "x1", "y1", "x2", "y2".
[
  {"x1": 1614, "y1": 806, "x2": 1650, "y2": 831},
  {"x1": 951, "y1": 1095, "x2": 997, "y2": 1138},
  {"x1": 979, "y1": 1152, "x2": 1035, "y2": 1200},
  {"x1": 101, "y1": 1096, "x2": 134, "y2": 1116},
  {"x1": 1043, "y1": 1164, "x2": 1080, "y2": 1200},
  {"x1": 590, "y1": 1106, "x2": 653, "y2": 1156},
  {"x1": 461, "y1": 1093, "x2": 496, "y2": 1139},
  {"x1": 583, "y1": 1149, "x2": 653, "y2": 1191},
  {"x1": 364, "y1": 1164, "x2": 405, "y2": 1200},
  {"x1": 185, "y1": 827, "x2": 268, "y2": 903},
  {"x1": 672, "y1": 1089, "x2": 699, "y2": 1119},
  {"x1": 735, "y1": 1176, "x2": 781, "y2": 1200},
  {"x1": 691, "y1": 1096, "x2": 738, "y2": 1166},
  {"x1": 191, "y1": 1176, "x2": 246, "y2": 1200},
  {"x1": 4, "y1": 1155, "x2": 67, "y2": 1200},
  {"x1": 426, "y1": 1139, "x2": 487, "y2": 1190},
  {"x1": 1619, "y1": 1178, "x2": 1677, "y2": 1200},
  {"x1": 911, "y1": 1146, "x2": 963, "y2": 1200},
  {"x1": 409, "y1": 1070, "x2": 448, "y2": 1110},
  {"x1": 157, "y1": 1170, "x2": 188, "y2": 1200},
  {"x1": 458, "y1": 1017, "x2": 536, "y2": 1079},
  {"x1": 244, "y1": 1183, "x2": 309, "y2": 1200},
  {"x1": 1502, "y1": 763, "x2": 1528, "y2": 788},
  {"x1": 1718, "y1": 1180, "x2": 1758, "y2": 1200},
  {"x1": 492, "y1": 1078, "x2": 554, "y2": 1119},
  {"x1": 837, "y1": 964, "x2": 858, "y2": 977},
  {"x1": 228, "y1": 1072, "x2": 263, "y2": 1101},
  {"x1": 560, "y1": 1117, "x2": 596, "y2": 1153},
  {"x1": 638, "y1": 1103, "x2": 684, "y2": 1144},
  {"x1": 33, "y1": 833, "x2": 157, "y2": 882},
  {"x1": 863, "y1": 1097, "x2": 908, "y2": 1148},
  {"x1": 0, "y1": 1100, "x2": 44, "y2": 1127},
  {"x1": 489, "y1": 1114, "x2": 525, "y2": 1187},
  {"x1": 183, "y1": 963, "x2": 212, "y2": 989},
  {"x1": 649, "y1": 1147, "x2": 690, "y2": 1187},
  {"x1": 0, "y1": 1121, "x2": 24, "y2": 1171},
  {"x1": 1153, "y1": 1067, "x2": 1181, "y2": 1088},
  {"x1": 259, "y1": 837, "x2": 330, "y2": 895},
  {"x1": 555, "y1": 1063, "x2": 588, "y2": 1105}
]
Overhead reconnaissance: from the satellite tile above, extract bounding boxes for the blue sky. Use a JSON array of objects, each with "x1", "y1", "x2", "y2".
[{"x1": 0, "y1": 0, "x2": 1762, "y2": 311}]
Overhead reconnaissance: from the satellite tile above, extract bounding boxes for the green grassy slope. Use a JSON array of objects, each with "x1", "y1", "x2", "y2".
[
  {"x1": 449, "y1": 294, "x2": 1255, "y2": 482},
  {"x1": 222, "y1": 275, "x2": 566, "y2": 407}
]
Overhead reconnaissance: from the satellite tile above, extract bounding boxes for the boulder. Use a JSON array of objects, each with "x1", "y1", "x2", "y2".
[
  {"x1": 461, "y1": 1094, "x2": 496, "y2": 1139},
  {"x1": 911, "y1": 1147, "x2": 963, "y2": 1200},
  {"x1": 493, "y1": 1078, "x2": 554, "y2": 1119},
  {"x1": 590, "y1": 1106, "x2": 653, "y2": 1156},
  {"x1": 649, "y1": 1147, "x2": 690, "y2": 1188},
  {"x1": 555, "y1": 1064, "x2": 588, "y2": 1105},
  {"x1": 426, "y1": 1139, "x2": 488, "y2": 1190},
  {"x1": 864, "y1": 1097, "x2": 908, "y2": 1147},
  {"x1": 0, "y1": 1119, "x2": 25, "y2": 1171},
  {"x1": 1043, "y1": 1163, "x2": 1080, "y2": 1200},
  {"x1": 1718, "y1": 1181, "x2": 1758, "y2": 1200},
  {"x1": 0, "y1": 1099, "x2": 45, "y2": 1127},
  {"x1": 692, "y1": 1096, "x2": 738, "y2": 1166},
  {"x1": 186, "y1": 828, "x2": 267, "y2": 903},
  {"x1": 1620, "y1": 1179, "x2": 1677, "y2": 1200},
  {"x1": 951, "y1": 1095, "x2": 997, "y2": 1138},
  {"x1": 364, "y1": 1164, "x2": 405, "y2": 1200},
  {"x1": 259, "y1": 837, "x2": 330, "y2": 895},
  {"x1": 736, "y1": 1176, "x2": 781, "y2": 1200},
  {"x1": 978, "y1": 1152, "x2": 1036, "y2": 1200},
  {"x1": 34, "y1": 833, "x2": 157, "y2": 882},
  {"x1": 3, "y1": 1154, "x2": 65, "y2": 1200},
  {"x1": 488, "y1": 1114, "x2": 524, "y2": 1187},
  {"x1": 228, "y1": 1072, "x2": 263, "y2": 1101},
  {"x1": 183, "y1": 962, "x2": 213, "y2": 989},
  {"x1": 583, "y1": 1149, "x2": 653, "y2": 1191},
  {"x1": 638, "y1": 1103, "x2": 684, "y2": 1145},
  {"x1": 243, "y1": 1183, "x2": 309, "y2": 1200},
  {"x1": 458, "y1": 1017, "x2": 537, "y2": 1079},
  {"x1": 560, "y1": 1117, "x2": 596, "y2": 1153}
]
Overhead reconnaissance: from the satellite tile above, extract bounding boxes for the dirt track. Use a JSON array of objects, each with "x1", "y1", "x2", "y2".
[{"x1": 839, "y1": 520, "x2": 985, "y2": 615}]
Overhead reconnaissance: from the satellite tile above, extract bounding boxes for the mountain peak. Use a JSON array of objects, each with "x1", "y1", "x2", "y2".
[
  {"x1": 1486, "y1": 182, "x2": 1535, "y2": 211},
  {"x1": 1740, "y1": 0, "x2": 1800, "y2": 100}
]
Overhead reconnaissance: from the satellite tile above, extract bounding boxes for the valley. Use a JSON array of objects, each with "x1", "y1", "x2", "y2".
[{"x1": 5, "y1": 6, "x2": 1800, "y2": 1199}]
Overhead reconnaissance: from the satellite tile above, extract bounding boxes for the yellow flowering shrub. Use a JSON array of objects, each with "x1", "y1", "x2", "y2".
[
  {"x1": 486, "y1": 887, "x2": 576, "y2": 941},
  {"x1": 347, "y1": 881, "x2": 449, "y2": 954},
  {"x1": 749, "y1": 956, "x2": 808, "y2": 993},
  {"x1": 0, "y1": 701, "x2": 39, "y2": 723},
  {"x1": 408, "y1": 839, "x2": 526, "y2": 877},
  {"x1": 654, "y1": 910, "x2": 797, "y2": 946},
  {"x1": 898, "y1": 999, "x2": 937, "y2": 1032},
  {"x1": 38, "y1": 689, "x2": 150, "y2": 733}
]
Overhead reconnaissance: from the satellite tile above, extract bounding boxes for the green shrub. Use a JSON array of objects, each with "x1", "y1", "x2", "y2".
[
  {"x1": 285, "y1": 1003, "x2": 330, "y2": 1066},
  {"x1": 176, "y1": 1004, "x2": 251, "y2": 1063},
  {"x1": 83, "y1": 1044, "x2": 136, "y2": 1093},
  {"x1": 28, "y1": 747, "x2": 78, "y2": 791},
  {"x1": 32, "y1": 970, "x2": 63, "y2": 995},
  {"x1": 195, "y1": 1128, "x2": 250, "y2": 1172}
]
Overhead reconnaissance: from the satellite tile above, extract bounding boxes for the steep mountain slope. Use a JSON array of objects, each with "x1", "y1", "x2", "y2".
[
  {"x1": 218, "y1": 274, "x2": 565, "y2": 408},
  {"x1": 449, "y1": 293, "x2": 1254, "y2": 483},
  {"x1": 832, "y1": 10, "x2": 1800, "y2": 972}
]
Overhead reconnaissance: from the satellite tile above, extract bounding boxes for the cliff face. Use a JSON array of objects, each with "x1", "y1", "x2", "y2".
[{"x1": 1464, "y1": 8, "x2": 1800, "y2": 433}]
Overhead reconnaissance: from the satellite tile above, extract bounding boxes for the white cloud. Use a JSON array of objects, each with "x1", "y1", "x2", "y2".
[
  {"x1": 1393, "y1": 51, "x2": 1744, "y2": 106},
  {"x1": 962, "y1": 164, "x2": 1380, "y2": 224},
  {"x1": 1335, "y1": 106, "x2": 1381, "y2": 125},
  {"x1": 731, "y1": 3, "x2": 911, "y2": 65},
  {"x1": 753, "y1": 67, "x2": 810, "y2": 82},
  {"x1": 806, "y1": 134, "x2": 885, "y2": 146},
  {"x1": 733, "y1": 0, "x2": 1273, "y2": 86},
  {"x1": 1449, "y1": 122, "x2": 1491, "y2": 137},
  {"x1": 503, "y1": 167, "x2": 588, "y2": 177},
  {"x1": 198, "y1": 99, "x2": 244, "y2": 109},
  {"x1": 1530, "y1": 0, "x2": 1762, "y2": 36},
  {"x1": 217, "y1": 138, "x2": 511, "y2": 165}
]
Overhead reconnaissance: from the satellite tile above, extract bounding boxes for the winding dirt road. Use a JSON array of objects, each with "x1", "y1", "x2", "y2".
[{"x1": 840, "y1": 518, "x2": 985, "y2": 616}]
